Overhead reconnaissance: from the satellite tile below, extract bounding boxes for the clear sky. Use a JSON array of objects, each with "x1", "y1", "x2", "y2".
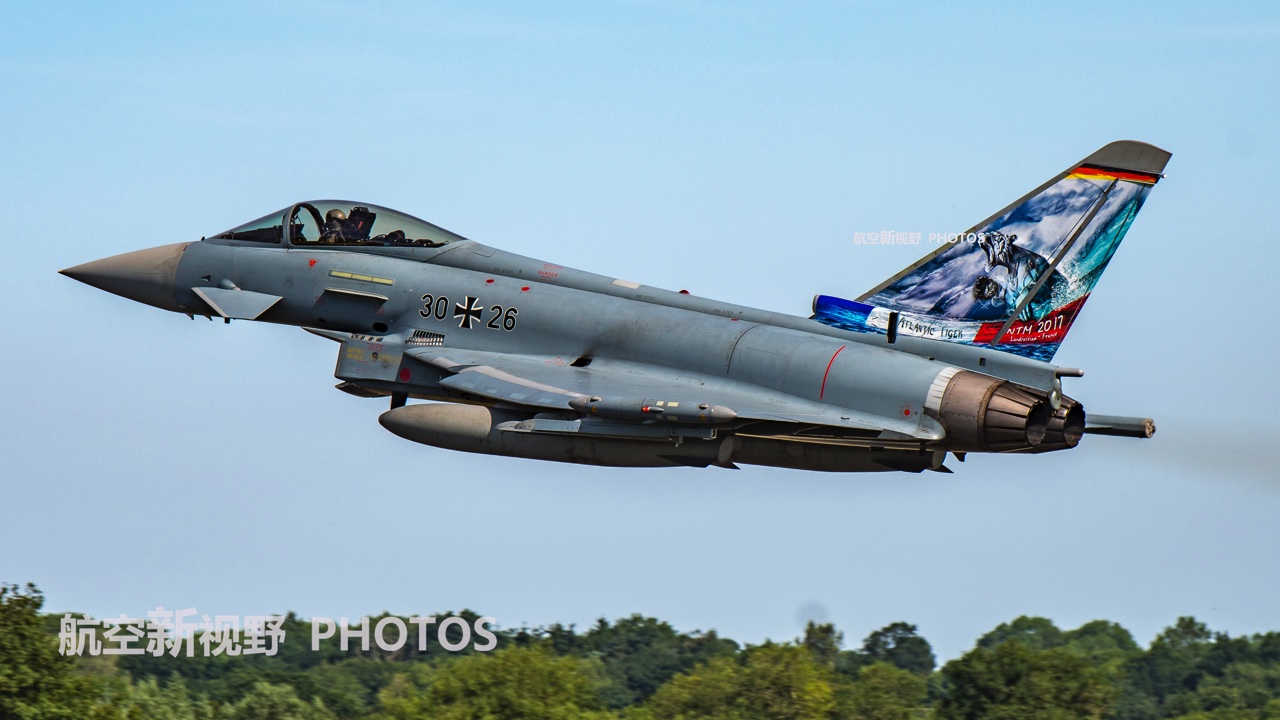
[{"x1": 2, "y1": 1, "x2": 1277, "y2": 663}]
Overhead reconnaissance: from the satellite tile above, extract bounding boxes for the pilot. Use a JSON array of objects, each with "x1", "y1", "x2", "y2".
[{"x1": 319, "y1": 209, "x2": 347, "y2": 244}]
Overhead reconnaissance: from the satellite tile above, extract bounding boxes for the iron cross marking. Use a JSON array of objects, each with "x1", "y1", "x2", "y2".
[{"x1": 454, "y1": 296, "x2": 483, "y2": 329}]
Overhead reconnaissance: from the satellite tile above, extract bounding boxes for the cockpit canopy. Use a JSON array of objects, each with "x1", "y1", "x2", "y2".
[{"x1": 211, "y1": 201, "x2": 465, "y2": 248}]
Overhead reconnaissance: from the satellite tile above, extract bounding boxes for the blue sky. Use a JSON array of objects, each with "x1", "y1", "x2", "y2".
[{"x1": 2, "y1": 1, "x2": 1277, "y2": 662}]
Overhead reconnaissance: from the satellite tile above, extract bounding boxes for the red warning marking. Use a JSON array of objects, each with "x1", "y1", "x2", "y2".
[
  {"x1": 486, "y1": 279, "x2": 494, "y2": 284},
  {"x1": 521, "y1": 286, "x2": 530, "y2": 292},
  {"x1": 902, "y1": 407, "x2": 912, "y2": 417},
  {"x1": 398, "y1": 368, "x2": 411, "y2": 382},
  {"x1": 819, "y1": 345, "x2": 846, "y2": 400},
  {"x1": 308, "y1": 259, "x2": 317, "y2": 267}
]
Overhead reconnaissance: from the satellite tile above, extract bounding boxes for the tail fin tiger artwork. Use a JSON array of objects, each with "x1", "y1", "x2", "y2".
[{"x1": 812, "y1": 141, "x2": 1171, "y2": 361}]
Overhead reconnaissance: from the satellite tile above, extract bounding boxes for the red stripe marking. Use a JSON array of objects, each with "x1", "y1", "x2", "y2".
[{"x1": 819, "y1": 345, "x2": 846, "y2": 399}]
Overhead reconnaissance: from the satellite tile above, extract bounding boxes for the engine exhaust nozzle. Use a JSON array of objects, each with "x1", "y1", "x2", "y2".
[{"x1": 928, "y1": 369, "x2": 1053, "y2": 453}]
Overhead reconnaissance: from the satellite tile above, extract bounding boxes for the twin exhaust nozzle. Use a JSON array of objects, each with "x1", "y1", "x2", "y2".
[{"x1": 932, "y1": 370, "x2": 1084, "y2": 453}]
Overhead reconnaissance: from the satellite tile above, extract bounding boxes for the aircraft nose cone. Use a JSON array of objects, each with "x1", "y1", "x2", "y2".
[{"x1": 60, "y1": 242, "x2": 191, "y2": 312}]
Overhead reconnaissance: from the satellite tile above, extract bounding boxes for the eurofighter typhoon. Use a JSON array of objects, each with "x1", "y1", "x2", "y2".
[{"x1": 62, "y1": 142, "x2": 1166, "y2": 473}]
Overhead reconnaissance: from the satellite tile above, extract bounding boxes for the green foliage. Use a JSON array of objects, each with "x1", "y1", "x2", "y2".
[
  {"x1": 373, "y1": 646, "x2": 613, "y2": 720},
  {"x1": 303, "y1": 660, "x2": 380, "y2": 718},
  {"x1": 938, "y1": 639, "x2": 1116, "y2": 720},
  {"x1": 803, "y1": 622, "x2": 844, "y2": 668},
  {"x1": 118, "y1": 677, "x2": 214, "y2": 720},
  {"x1": 0, "y1": 583, "x2": 104, "y2": 720},
  {"x1": 644, "y1": 642, "x2": 838, "y2": 720},
  {"x1": 976, "y1": 616, "x2": 1064, "y2": 652},
  {"x1": 842, "y1": 662, "x2": 928, "y2": 720},
  {"x1": 220, "y1": 682, "x2": 337, "y2": 720},
  {"x1": 1116, "y1": 616, "x2": 1280, "y2": 718},
  {"x1": 529, "y1": 614, "x2": 739, "y2": 708},
  {"x1": 860, "y1": 622, "x2": 937, "y2": 677},
  {"x1": 11, "y1": 583, "x2": 1280, "y2": 720},
  {"x1": 1061, "y1": 620, "x2": 1141, "y2": 667}
]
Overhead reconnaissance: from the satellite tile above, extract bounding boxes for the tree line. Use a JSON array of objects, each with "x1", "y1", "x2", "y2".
[{"x1": 3, "y1": 582, "x2": 1279, "y2": 719}]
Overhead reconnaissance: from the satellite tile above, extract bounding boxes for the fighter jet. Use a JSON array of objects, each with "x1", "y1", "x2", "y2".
[{"x1": 61, "y1": 141, "x2": 1166, "y2": 473}]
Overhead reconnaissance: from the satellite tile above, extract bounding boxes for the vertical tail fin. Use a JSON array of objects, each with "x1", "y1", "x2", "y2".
[{"x1": 813, "y1": 141, "x2": 1171, "y2": 361}]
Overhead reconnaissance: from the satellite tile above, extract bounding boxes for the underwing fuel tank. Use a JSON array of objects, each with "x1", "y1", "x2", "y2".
[
  {"x1": 379, "y1": 404, "x2": 730, "y2": 468},
  {"x1": 927, "y1": 369, "x2": 1063, "y2": 453}
]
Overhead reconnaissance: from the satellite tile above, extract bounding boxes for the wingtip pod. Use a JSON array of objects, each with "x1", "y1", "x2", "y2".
[{"x1": 814, "y1": 140, "x2": 1172, "y2": 362}]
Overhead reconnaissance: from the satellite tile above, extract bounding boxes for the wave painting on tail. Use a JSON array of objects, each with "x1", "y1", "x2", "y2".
[{"x1": 813, "y1": 141, "x2": 1171, "y2": 362}]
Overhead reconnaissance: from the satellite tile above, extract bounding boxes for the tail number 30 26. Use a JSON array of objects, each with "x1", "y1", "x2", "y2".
[{"x1": 420, "y1": 294, "x2": 519, "y2": 331}]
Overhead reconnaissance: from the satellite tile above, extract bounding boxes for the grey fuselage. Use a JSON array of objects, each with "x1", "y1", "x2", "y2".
[
  {"x1": 65, "y1": 229, "x2": 1087, "y2": 473},
  {"x1": 176, "y1": 236, "x2": 1057, "y2": 428}
]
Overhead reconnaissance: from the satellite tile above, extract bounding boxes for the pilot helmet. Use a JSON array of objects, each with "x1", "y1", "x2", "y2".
[{"x1": 325, "y1": 209, "x2": 348, "y2": 224}]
